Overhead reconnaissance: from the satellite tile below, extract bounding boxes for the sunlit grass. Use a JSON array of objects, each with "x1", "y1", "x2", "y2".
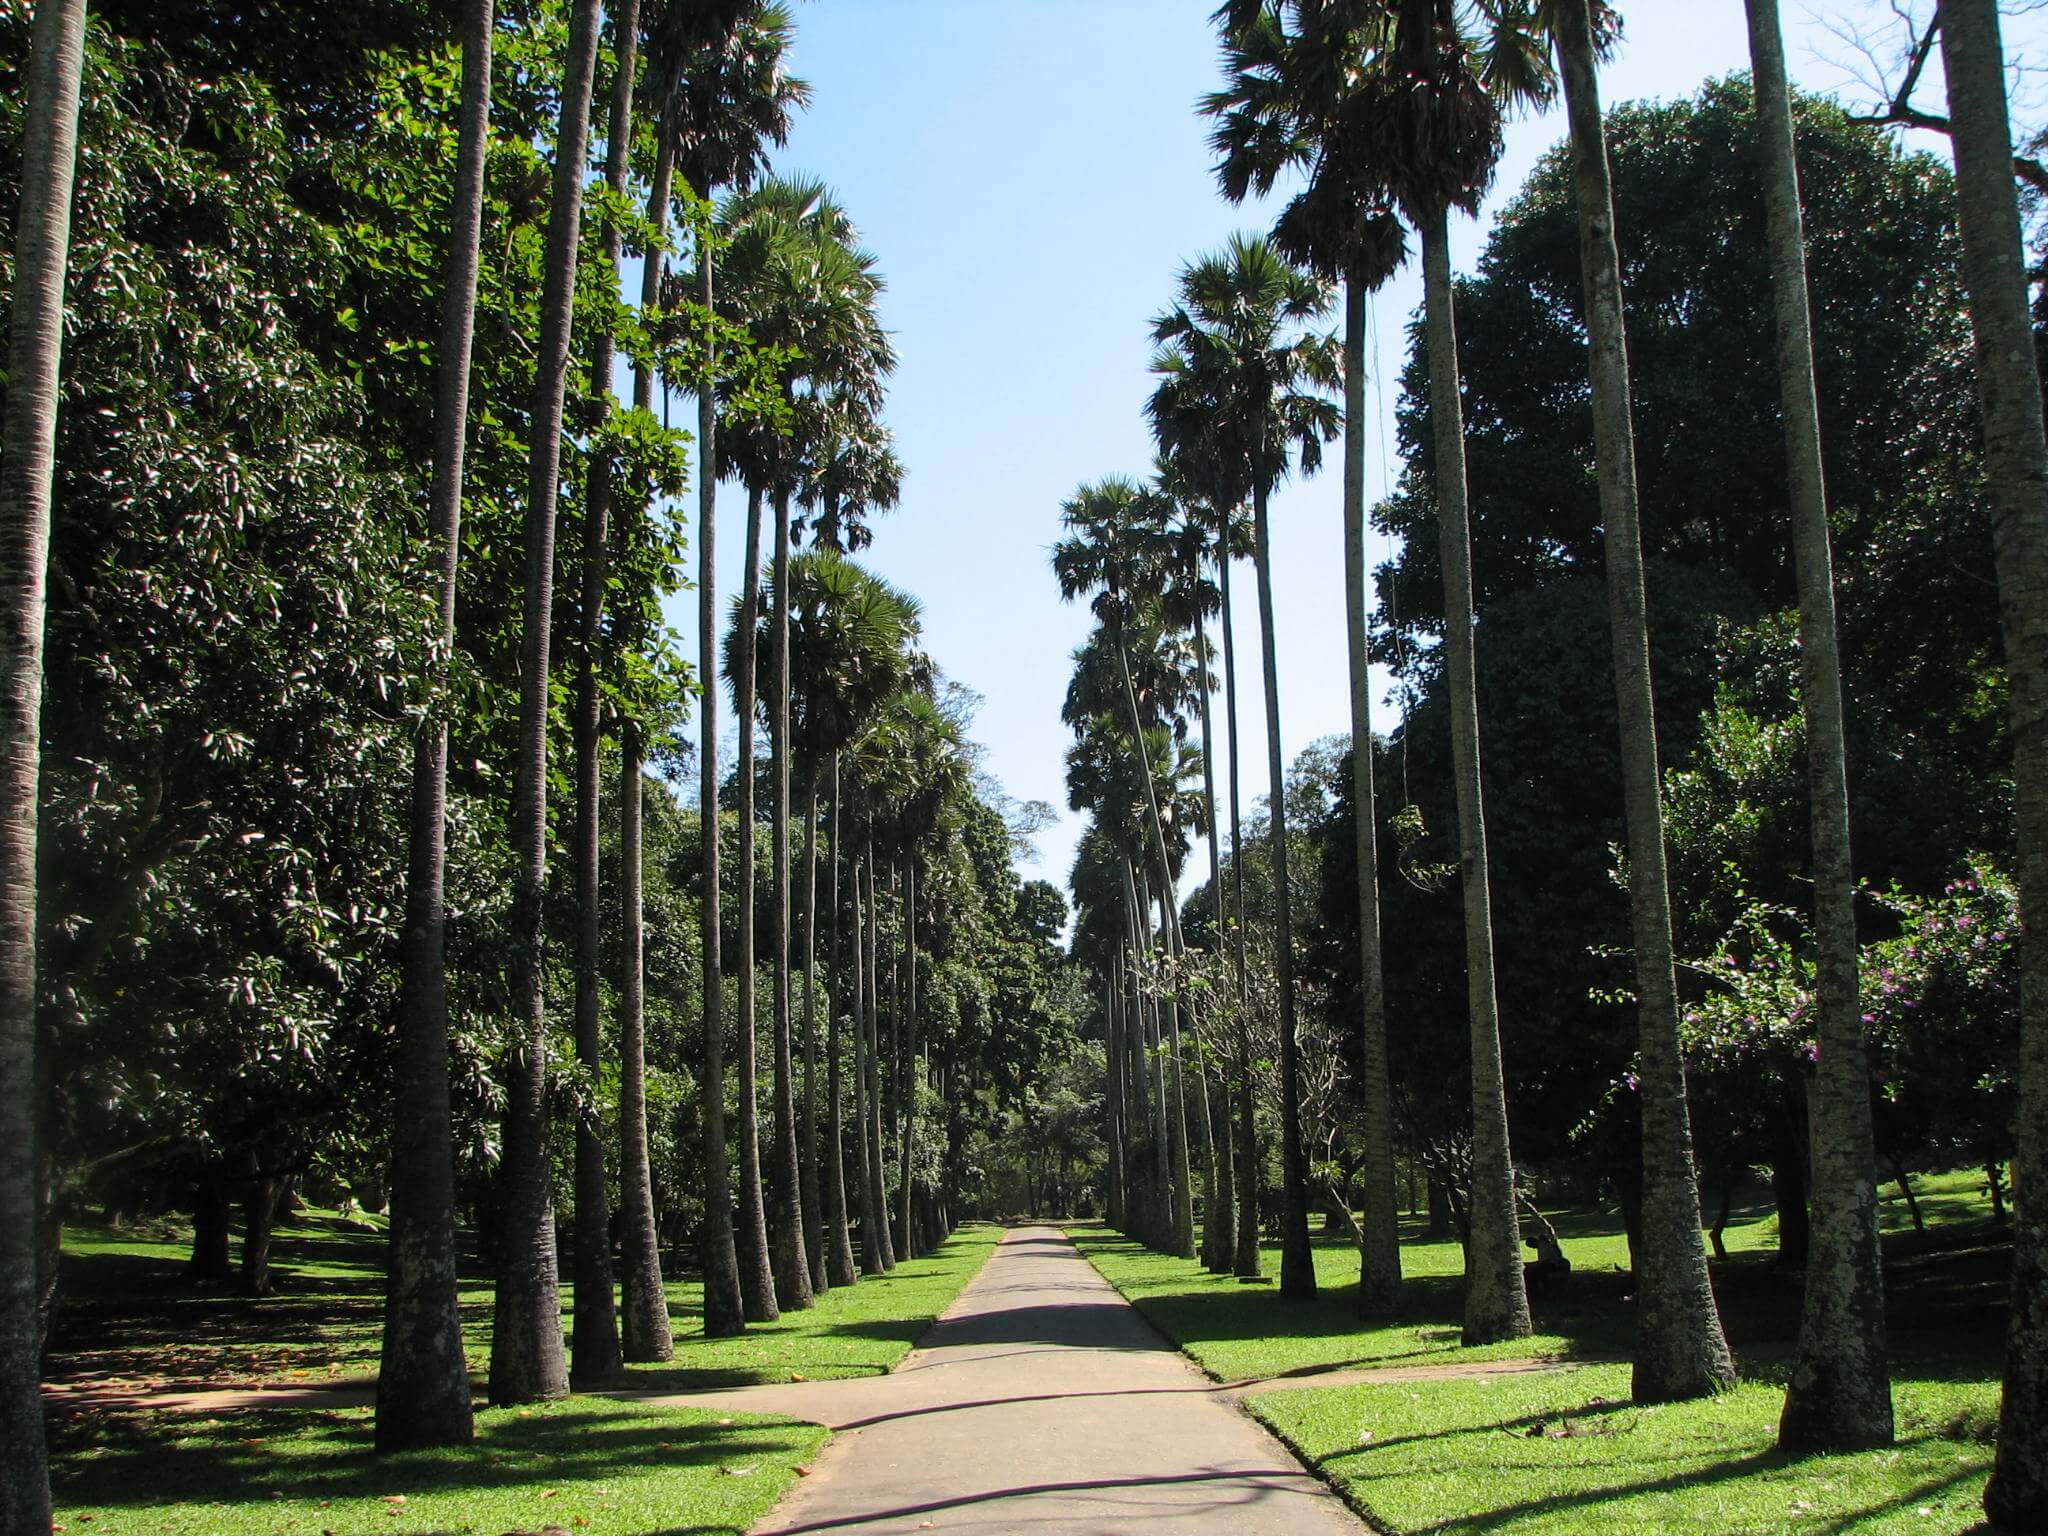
[
  {"x1": 52, "y1": 1397, "x2": 827, "y2": 1536},
  {"x1": 1069, "y1": 1168, "x2": 2004, "y2": 1385},
  {"x1": 1254, "y1": 1358, "x2": 1996, "y2": 1535},
  {"x1": 54, "y1": 1211, "x2": 1000, "y2": 1391}
]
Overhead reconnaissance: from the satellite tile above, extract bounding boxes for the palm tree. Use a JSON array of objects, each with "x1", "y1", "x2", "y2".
[
  {"x1": 718, "y1": 178, "x2": 892, "y2": 1314},
  {"x1": 567, "y1": 0, "x2": 643, "y2": 1391},
  {"x1": 1937, "y1": 1, "x2": 2048, "y2": 1517},
  {"x1": 376, "y1": 0, "x2": 493, "y2": 1451},
  {"x1": 776, "y1": 550, "x2": 919, "y2": 1284},
  {"x1": 1155, "y1": 476, "x2": 1237, "y2": 1272},
  {"x1": 1055, "y1": 478, "x2": 1201, "y2": 1258},
  {"x1": 492, "y1": 0, "x2": 603, "y2": 1408},
  {"x1": 1740, "y1": 0, "x2": 1889, "y2": 1448},
  {"x1": 793, "y1": 408, "x2": 899, "y2": 1291},
  {"x1": 648, "y1": 0, "x2": 809, "y2": 1341},
  {"x1": 1149, "y1": 235, "x2": 1340, "y2": 1298},
  {"x1": 1368, "y1": 0, "x2": 1533, "y2": 1350},
  {"x1": 867, "y1": 692, "x2": 967, "y2": 1259},
  {"x1": 1206, "y1": 0, "x2": 1410, "y2": 1314},
  {"x1": 613, "y1": 719, "x2": 672, "y2": 1363},
  {"x1": 0, "y1": 0, "x2": 87, "y2": 1522},
  {"x1": 1546, "y1": 0, "x2": 1735, "y2": 1398}
]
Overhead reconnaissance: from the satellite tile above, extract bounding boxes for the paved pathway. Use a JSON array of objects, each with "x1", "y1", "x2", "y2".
[{"x1": 623, "y1": 1224, "x2": 1372, "y2": 1535}]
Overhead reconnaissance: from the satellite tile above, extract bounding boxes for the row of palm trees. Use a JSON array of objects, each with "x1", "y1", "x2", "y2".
[
  {"x1": 1052, "y1": 0, "x2": 2048, "y2": 1523},
  {"x1": 0, "y1": 2, "x2": 980, "y2": 1526}
]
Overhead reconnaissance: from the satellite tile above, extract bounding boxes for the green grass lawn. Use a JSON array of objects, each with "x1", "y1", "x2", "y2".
[
  {"x1": 46, "y1": 1214, "x2": 1002, "y2": 1534},
  {"x1": 51, "y1": 1397, "x2": 828, "y2": 1536},
  {"x1": 50, "y1": 1211, "x2": 1000, "y2": 1393},
  {"x1": 617, "y1": 1221, "x2": 1000, "y2": 1391},
  {"x1": 1252, "y1": 1358, "x2": 1996, "y2": 1534},
  {"x1": 1074, "y1": 1173, "x2": 2008, "y2": 1534},
  {"x1": 1069, "y1": 1169, "x2": 2009, "y2": 1385}
]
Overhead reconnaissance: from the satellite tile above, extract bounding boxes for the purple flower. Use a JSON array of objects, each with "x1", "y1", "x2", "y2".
[{"x1": 1623, "y1": 1072, "x2": 1640, "y2": 1092}]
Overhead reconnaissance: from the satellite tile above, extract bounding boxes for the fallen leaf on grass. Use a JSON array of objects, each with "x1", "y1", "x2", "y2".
[
  {"x1": 724, "y1": 1464, "x2": 757, "y2": 1477},
  {"x1": 795, "y1": 1465, "x2": 812, "y2": 1477},
  {"x1": 382, "y1": 1496, "x2": 407, "y2": 1507}
]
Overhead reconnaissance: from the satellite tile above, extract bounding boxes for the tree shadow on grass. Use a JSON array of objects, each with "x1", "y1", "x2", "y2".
[
  {"x1": 52, "y1": 1401, "x2": 814, "y2": 1511},
  {"x1": 1292, "y1": 1391, "x2": 1991, "y2": 1535}
]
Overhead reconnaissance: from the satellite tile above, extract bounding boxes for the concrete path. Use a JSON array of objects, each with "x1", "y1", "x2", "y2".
[{"x1": 622, "y1": 1224, "x2": 1371, "y2": 1535}]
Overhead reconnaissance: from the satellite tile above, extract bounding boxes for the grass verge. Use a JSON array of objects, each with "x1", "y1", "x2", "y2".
[
  {"x1": 48, "y1": 1221, "x2": 1002, "y2": 1532},
  {"x1": 620, "y1": 1222, "x2": 1003, "y2": 1391},
  {"x1": 50, "y1": 1215, "x2": 1002, "y2": 1393},
  {"x1": 52, "y1": 1397, "x2": 828, "y2": 1536},
  {"x1": 1067, "y1": 1170, "x2": 2007, "y2": 1384},
  {"x1": 1250, "y1": 1359, "x2": 1995, "y2": 1534}
]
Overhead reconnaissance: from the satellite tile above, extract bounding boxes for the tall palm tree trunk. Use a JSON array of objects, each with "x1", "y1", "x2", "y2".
[
  {"x1": 898, "y1": 860, "x2": 917, "y2": 1259},
  {"x1": 491, "y1": 0, "x2": 602, "y2": 1407},
  {"x1": 1940, "y1": 3, "x2": 2048, "y2": 1520},
  {"x1": 867, "y1": 852, "x2": 896, "y2": 1269},
  {"x1": 569, "y1": 0, "x2": 642, "y2": 1388},
  {"x1": 1160, "y1": 891, "x2": 1196, "y2": 1260},
  {"x1": 1745, "y1": 0, "x2": 1884, "y2": 1439},
  {"x1": 1252, "y1": 460, "x2": 1315, "y2": 1298},
  {"x1": 802, "y1": 763, "x2": 827, "y2": 1292},
  {"x1": 767, "y1": 485, "x2": 812, "y2": 1309},
  {"x1": 1165, "y1": 891, "x2": 1214, "y2": 1265},
  {"x1": 1195, "y1": 607, "x2": 1237, "y2": 1271},
  {"x1": 618, "y1": 28, "x2": 674, "y2": 1369},
  {"x1": 1555, "y1": 0, "x2": 1730, "y2": 1393},
  {"x1": 695, "y1": 233, "x2": 744, "y2": 1340},
  {"x1": 1129, "y1": 860, "x2": 1172, "y2": 1247},
  {"x1": 1343, "y1": 274, "x2": 1401, "y2": 1316},
  {"x1": 852, "y1": 847, "x2": 882, "y2": 1274},
  {"x1": 826, "y1": 755, "x2": 858, "y2": 1286},
  {"x1": 734, "y1": 485, "x2": 779, "y2": 1323},
  {"x1": 377, "y1": 0, "x2": 490, "y2": 1455},
  {"x1": 1105, "y1": 970, "x2": 1126, "y2": 1231},
  {"x1": 616, "y1": 722, "x2": 672, "y2": 1361},
  {"x1": 1111, "y1": 627, "x2": 1194, "y2": 1257},
  {"x1": 1420, "y1": 212, "x2": 1531, "y2": 1348},
  {"x1": 1219, "y1": 547, "x2": 1262, "y2": 1278},
  {"x1": 887, "y1": 864, "x2": 906, "y2": 1257},
  {"x1": 0, "y1": 0, "x2": 87, "y2": 1522}
]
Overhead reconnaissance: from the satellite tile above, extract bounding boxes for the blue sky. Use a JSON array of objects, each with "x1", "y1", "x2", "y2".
[{"x1": 659, "y1": 1, "x2": 2046, "y2": 904}]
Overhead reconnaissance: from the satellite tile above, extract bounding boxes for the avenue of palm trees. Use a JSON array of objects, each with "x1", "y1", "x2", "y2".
[
  {"x1": 1055, "y1": 2, "x2": 2048, "y2": 1529},
  {"x1": 0, "y1": 1, "x2": 1063, "y2": 1529},
  {"x1": 5, "y1": 1, "x2": 2048, "y2": 1533}
]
